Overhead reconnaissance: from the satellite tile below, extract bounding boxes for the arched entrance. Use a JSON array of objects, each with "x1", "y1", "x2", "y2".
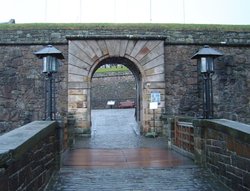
[
  {"x1": 67, "y1": 36, "x2": 165, "y2": 135},
  {"x1": 90, "y1": 57, "x2": 142, "y2": 122}
]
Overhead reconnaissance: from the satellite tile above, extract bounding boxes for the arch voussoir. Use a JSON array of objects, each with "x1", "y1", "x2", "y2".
[{"x1": 68, "y1": 38, "x2": 165, "y2": 135}]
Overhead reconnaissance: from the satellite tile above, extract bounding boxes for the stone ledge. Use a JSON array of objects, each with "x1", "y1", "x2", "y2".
[
  {"x1": 0, "y1": 28, "x2": 250, "y2": 45},
  {"x1": 0, "y1": 121, "x2": 57, "y2": 160},
  {"x1": 160, "y1": 115, "x2": 194, "y2": 123},
  {"x1": 193, "y1": 119, "x2": 250, "y2": 143},
  {"x1": 66, "y1": 34, "x2": 167, "y2": 40}
]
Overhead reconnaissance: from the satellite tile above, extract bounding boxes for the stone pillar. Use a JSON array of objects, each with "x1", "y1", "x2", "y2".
[{"x1": 68, "y1": 39, "x2": 92, "y2": 135}]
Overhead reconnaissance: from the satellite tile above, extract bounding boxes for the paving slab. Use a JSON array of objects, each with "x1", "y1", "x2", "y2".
[
  {"x1": 63, "y1": 148, "x2": 193, "y2": 169},
  {"x1": 45, "y1": 109, "x2": 229, "y2": 191},
  {"x1": 46, "y1": 167, "x2": 228, "y2": 191}
]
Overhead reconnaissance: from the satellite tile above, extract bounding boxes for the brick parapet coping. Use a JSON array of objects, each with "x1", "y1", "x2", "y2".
[{"x1": 0, "y1": 121, "x2": 59, "y2": 191}]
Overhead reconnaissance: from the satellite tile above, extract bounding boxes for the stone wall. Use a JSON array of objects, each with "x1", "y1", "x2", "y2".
[
  {"x1": 164, "y1": 45, "x2": 250, "y2": 124},
  {"x1": 193, "y1": 119, "x2": 250, "y2": 191},
  {"x1": 215, "y1": 46, "x2": 250, "y2": 123},
  {"x1": 0, "y1": 121, "x2": 60, "y2": 191},
  {"x1": 165, "y1": 45, "x2": 200, "y2": 116},
  {"x1": 164, "y1": 116, "x2": 250, "y2": 190},
  {"x1": 91, "y1": 71, "x2": 136, "y2": 109},
  {"x1": 0, "y1": 25, "x2": 249, "y2": 46},
  {"x1": 0, "y1": 25, "x2": 250, "y2": 133},
  {"x1": 0, "y1": 45, "x2": 68, "y2": 134}
]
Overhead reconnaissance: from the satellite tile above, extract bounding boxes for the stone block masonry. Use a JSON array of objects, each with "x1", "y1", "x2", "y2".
[
  {"x1": 91, "y1": 71, "x2": 136, "y2": 109},
  {"x1": 0, "y1": 24, "x2": 250, "y2": 134},
  {"x1": 164, "y1": 44, "x2": 250, "y2": 124},
  {"x1": 67, "y1": 38, "x2": 166, "y2": 134},
  {"x1": 0, "y1": 45, "x2": 68, "y2": 134},
  {"x1": 0, "y1": 121, "x2": 60, "y2": 191},
  {"x1": 0, "y1": 25, "x2": 250, "y2": 46},
  {"x1": 193, "y1": 119, "x2": 250, "y2": 191},
  {"x1": 164, "y1": 116, "x2": 250, "y2": 190}
]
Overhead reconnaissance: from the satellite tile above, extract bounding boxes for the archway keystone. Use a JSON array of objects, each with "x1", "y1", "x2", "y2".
[{"x1": 67, "y1": 36, "x2": 165, "y2": 135}]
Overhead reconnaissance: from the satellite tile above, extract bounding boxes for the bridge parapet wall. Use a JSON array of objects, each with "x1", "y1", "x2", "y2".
[
  {"x1": 193, "y1": 119, "x2": 250, "y2": 191},
  {"x1": 163, "y1": 116, "x2": 250, "y2": 190},
  {"x1": 0, "y1": 121, "x2": 60, "y2": 191}
]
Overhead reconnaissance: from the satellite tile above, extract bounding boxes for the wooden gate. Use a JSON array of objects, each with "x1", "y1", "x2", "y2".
[{"x1": 174, "y1": 118, "x2": 194, "y2": 153}]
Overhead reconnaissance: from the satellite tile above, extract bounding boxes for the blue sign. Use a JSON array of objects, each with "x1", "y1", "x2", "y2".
[{"x1": 150, "y1": 92, "x2": 161, "y2": 104}]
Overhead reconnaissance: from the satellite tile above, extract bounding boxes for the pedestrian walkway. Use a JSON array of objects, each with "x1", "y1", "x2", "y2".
[
  {"x1": 46, "y1": 167, "x2": 228, "y2": 191},
  {"x1": 63, "y1": 148, "x2": 193, "y2": 169},
  {"x1": 45, "y1": 109, "x2": 228, "y2": 191}
]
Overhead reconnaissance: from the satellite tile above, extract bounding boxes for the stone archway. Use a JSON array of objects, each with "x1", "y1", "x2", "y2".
[
  {"x1": 90, "y1": 57, "x2": 142, "y2": 122},
  {"x1": 67, "y1": 36, "x2": 165, "y2": 135}
]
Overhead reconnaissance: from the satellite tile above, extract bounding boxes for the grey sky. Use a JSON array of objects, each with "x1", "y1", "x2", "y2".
[{"x1": 1, "y1": 0, "x2": 250, "y2": 24}]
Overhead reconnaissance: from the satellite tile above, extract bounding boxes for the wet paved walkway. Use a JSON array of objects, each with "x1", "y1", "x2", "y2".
[
  {"x1": 46, "y1": 109, "x2": 228, "y2": 191},
  {"x1": 63, "y1": 148, "x2": 193, "y2": 169}
]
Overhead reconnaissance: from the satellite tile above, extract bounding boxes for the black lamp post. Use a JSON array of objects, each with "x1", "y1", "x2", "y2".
[
  {"x1": 34, "y1": 45, "x2": 64, "y2": 120},
  {"x1": 191, "y1": 45, "x2": 223, "y2": 119}
]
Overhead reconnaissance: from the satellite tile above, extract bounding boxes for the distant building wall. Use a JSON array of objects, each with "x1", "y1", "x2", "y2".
[{"x1": 91, "y1": 71, "x2": 136, "y2": 109}]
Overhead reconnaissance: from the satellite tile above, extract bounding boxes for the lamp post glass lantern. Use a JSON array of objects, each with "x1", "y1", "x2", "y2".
[
  {"x1": 43, "y1": 56, "x2": 59, "y2": 73},
  {"x1": 200, "y1": 57, "x2": 214, "y2": 73},
  {"x1": 191, "y1": 45, "x2": 223, "y2": 119},
  {"x1": 34, "y1": 45, "x2": 64, "y2": 121}
]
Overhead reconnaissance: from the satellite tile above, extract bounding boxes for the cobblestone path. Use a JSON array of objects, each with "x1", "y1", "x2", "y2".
[
  {"x1": 47, "y1": 167, "x2": 228, "y2": 191},
  {"x1": 46, "y1": 109, "x2": 229, "y2": 191}
]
